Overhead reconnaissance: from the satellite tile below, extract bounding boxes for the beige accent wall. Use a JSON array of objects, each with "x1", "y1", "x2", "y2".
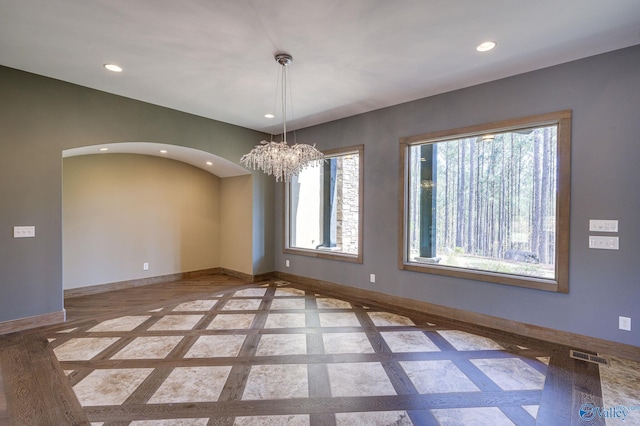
[
  {"x1": 220, "y1": 175, "x2": 253, "y2": 275},
  {"x1": 63, "y1": 153, "x2": 225, "y2": 289}
]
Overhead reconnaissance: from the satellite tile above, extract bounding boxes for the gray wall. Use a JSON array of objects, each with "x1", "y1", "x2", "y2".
[
  {"x1": 2, "y1": 46, "x2": 638, "y2": 348},
  {"x1": 275, "y1": 45, "x2": 640, "y2": 348},
  {"x1": 0, "y1": 66, "x2": 273, "y2": 323}
]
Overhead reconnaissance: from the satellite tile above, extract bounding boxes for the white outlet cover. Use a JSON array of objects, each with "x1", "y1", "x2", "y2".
[{"x1": 619, "y1": 316, "x2": 631, "y2": 331}]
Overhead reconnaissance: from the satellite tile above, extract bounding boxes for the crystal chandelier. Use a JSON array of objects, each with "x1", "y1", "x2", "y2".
[{"x1": 240, "y1": 53, "x2": 324, "y2": 182}]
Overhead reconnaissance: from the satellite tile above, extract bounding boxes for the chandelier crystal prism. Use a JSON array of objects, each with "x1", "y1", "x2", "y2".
[{"x1": 240, "y1": 53, "x2": 324, "y2": 182}]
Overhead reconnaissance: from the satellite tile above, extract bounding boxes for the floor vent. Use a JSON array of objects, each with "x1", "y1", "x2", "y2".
[{"x1": 570, "y1": 350, "x2": 609, "y2": 366}]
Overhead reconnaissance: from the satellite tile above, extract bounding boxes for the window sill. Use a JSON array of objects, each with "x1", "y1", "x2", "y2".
[
  {"x1": 401, "y1": 261, "x2": 566, "y2": 293},
  {"x1": 284, "y1": 247, "x2": 363, "y2": 264}
]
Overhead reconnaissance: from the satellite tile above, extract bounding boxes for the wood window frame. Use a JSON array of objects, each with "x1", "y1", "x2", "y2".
[
  {"x1": 284, "y1": 144, "x2": 364, "y2": 264},
  {"x1": 399, "y1": 110, "x2": 571, "y2": 293}
]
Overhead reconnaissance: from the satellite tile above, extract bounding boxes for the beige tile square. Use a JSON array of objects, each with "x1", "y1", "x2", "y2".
[
  {"x1": 173, "y1": 300, "x2": 218, "y2": 311},
  {"x1": 112, "y1": 336, "x2": 183, "y2": 359},
  {"x1": 437, "y1": 330, "x2": 503, "y2": 351},
  {"x1": 335, "y1": 411, "x2": 412, "y2": 425},
  {"x1": 319, "y1": 312, "x2": 361, "y2": 327},
  {"x1": 255, "y1": 334, "x2": 307, "y2": 356},
  {"x1": 87, "y1": 316, "x2": 151, "y2": 332},
  {"x1": 316, "y1": 298, "x2": 352, "y2": 309},
  {"x1": 264, "y1": 313, "x2": 306, "y2": 328},
  {"x1": 234, "y1": 415, "x2": 309, "y2": 425},
  {"x1": 471, "y1": 358, "x2": 546, "y2": 390},
  {"x1": 600, "y1": 355, "x2": 640, "y2": 415},
  {"x1": 270, "y1": 298, "x2": 306, "y2": 310},
  {"x1": 73, "y1": 368, "x2": 154, "y2": 406},
  {"x1": 322, "y1": 333, "x2": 374, "y2": 354},
  {"x1": 275, "y1": 288, "x2": 306, "y2": 296},
  {"x1": 327, "y1": 363, "x2": 396, "y2": 397},
  {"x1": 522, "y1": 405, "x2": 539, "y2": 419},
  {"x1": 148, "y1": 315, "x2": 203, "y2": 331},
  {"x1": 381, "y1": 331, "x2": 440, "y2": 353},
  {"x1": 131, "y1": 419, "x2": 209, "y2": 426},
  {"x1": 367, "y1": 312, "x2": 415, "y2": 326},
  {"x1": 148, "y1": 366, "x2": 232, "y2": 403},
  {"x1": 207, "y1": 313, "x2": 255, "y2": 329},
  {"x1": 185, "y1": 335, "x2": 246, "y2": 358},
  {"x1": 399, "y1": 360, "x2": 480, "y2": 393},
  {"x1": 242, "y1": 364, "x2": 308, "y2": 400},
  {"x1": 54, "y1": 337, "x2": 120, "y2": 361},
  {"x1": 537, "y1": 356, "x2": 550, "y2": 365},
  {"x1": 431, "y1": 407, "x2": 515, "y2": 426},
  {"x1": 222, "y1": 299, "x2": 263, "y2": 311},
  {"x1": 233, "y1": 288, "x2": 267, "y2": 297}
]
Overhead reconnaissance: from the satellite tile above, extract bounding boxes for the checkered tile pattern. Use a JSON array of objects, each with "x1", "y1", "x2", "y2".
[{"x1": 47, "y1": 282, "x2": 550, "y2": 425}]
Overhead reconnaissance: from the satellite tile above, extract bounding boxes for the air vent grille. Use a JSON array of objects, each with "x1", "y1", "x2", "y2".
[{"x1": 570, "y1": 350, "x2": 609, "y2": 366}]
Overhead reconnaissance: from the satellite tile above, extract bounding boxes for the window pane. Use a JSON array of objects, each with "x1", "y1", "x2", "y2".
[
  {"x1": 290, "y1": 164, "x2": 322, "y2": 250},
  {"x1": 406, "y1": 125, "x2": 560, "y2": 281},
  {"x1": 287, "y1": 147, "x2": 361, "y2": 261}
]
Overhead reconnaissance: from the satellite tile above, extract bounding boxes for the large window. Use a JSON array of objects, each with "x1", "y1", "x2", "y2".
[
  {"x1": 285, "y1": 145, "x2": 363, "y2": 263},
  {"x1": 399, "y1": 111, "x2": 571, "y2": 292}
]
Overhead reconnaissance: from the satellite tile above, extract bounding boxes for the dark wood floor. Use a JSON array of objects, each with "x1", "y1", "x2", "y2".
[
  {"x1": 64, "y1": 274, "x2": 247, "y2": 323},
  {"x1": 0, "y1": 274, "x2": 245, "y2": 426},
  {"x1": 0, "y1": 274, "x2": 610, "y2": 425}
]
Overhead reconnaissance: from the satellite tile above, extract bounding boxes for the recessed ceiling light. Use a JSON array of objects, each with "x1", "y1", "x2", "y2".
[
  {"x1": 160, "y1": 150, "x2": 168, "y2": 154},
  {"x1": 477, "y1": 41, "x2": 496, "y2": 52},
  {"x1": 99, "y1": 147, "x2": 109, "y2": 151},
  {"x1": 264, "y1": 113, "x2": 275, "y2": 119},
  {"x1": 103, "y1": 63, "x2": 123, "y2": 72},
  {"x1": 206, "y1": 161, "x2": 213, "y2": 166}
]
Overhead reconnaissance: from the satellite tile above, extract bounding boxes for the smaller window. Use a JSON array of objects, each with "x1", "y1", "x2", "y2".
[{"x1": 285, "y1": 145, "x2": 363, "y2": 263}]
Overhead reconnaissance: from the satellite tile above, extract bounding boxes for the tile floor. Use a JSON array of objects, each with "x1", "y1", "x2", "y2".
[{"x1": 41, "y1": 281, "x2": 639, "y2": 425}]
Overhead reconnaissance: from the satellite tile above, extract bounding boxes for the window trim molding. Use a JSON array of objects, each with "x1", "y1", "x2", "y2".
[
  {"x1": 284, "y1": 144, "x2": 364, "y2": 264},
  {"x1": 398, "y1": 110, "x2": 571, "y2": 293}
]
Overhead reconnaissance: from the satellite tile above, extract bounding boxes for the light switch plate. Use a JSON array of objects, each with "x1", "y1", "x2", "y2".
[
  {"x1": 589, "y1": 219, "x2": 618, "y2": 232},
  {"x1": 13, "y1": 226, "x2": 35, "y2": 238},
  {"x1": 589, "y1": 236, "x2": 619, "y2": 250}
]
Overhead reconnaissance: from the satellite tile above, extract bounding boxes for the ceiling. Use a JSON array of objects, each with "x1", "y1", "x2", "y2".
[{"x1": 2, "y1": 0, "x2": 640, "y2": 136}]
